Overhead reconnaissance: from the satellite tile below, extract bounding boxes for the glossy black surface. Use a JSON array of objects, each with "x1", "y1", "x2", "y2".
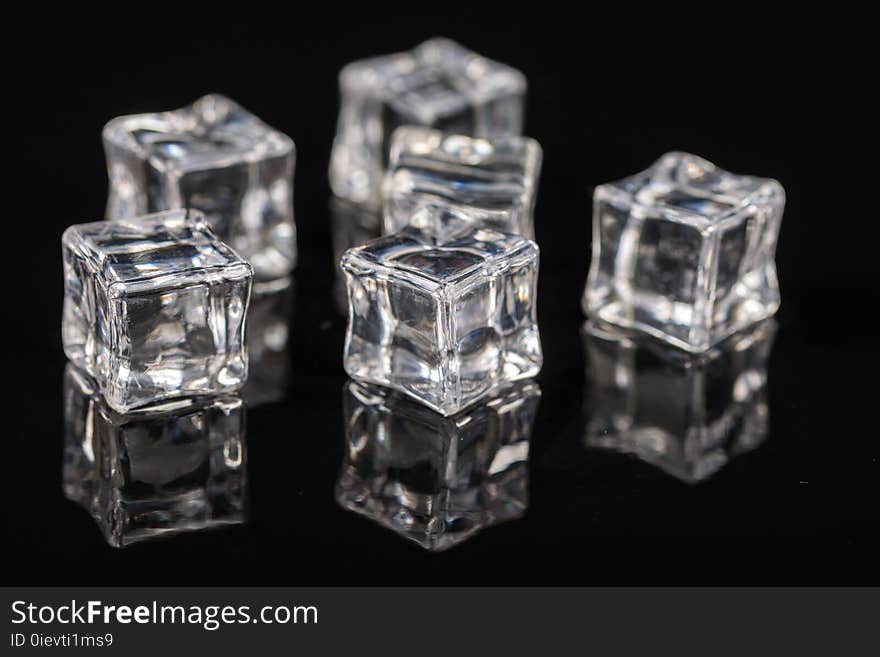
[{"x1": 8, "y1": 8, "x2": 874, "y2": 584}]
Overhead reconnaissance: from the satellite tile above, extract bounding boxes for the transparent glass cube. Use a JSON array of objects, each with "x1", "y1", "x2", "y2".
[
  {"x1": 583, "y1": 152, "x2": 785, "y2": 352},
  {"x1": 103, "y1": 93, "x2": 296, "y2": 280},
  {"x1": 341, "y1": 226, "x2": 542, "y2": 416},
  {"x1": 62, "y1": 210, "x2": 252, "y2": 413},
  {"x1": 63, "y1": 366, "x2": 247, "y2": 548},
  {"x1": 384, "y1": 127, "x2": 542, "y2": 239},
  {"x1": 335, "y1": 379, "x2": 539, "y2": 551},
  {"x1": 582, "y1": 319, "x2": 775, "y2": 484},
  {"x1": 329, "y1": 37, "x2": 526, "y2": 209}
]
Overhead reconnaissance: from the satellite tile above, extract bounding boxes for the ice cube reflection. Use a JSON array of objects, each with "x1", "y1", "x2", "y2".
[
  {"x1": 336, "y1": 379, "x2": 539, "y2": 551},
  {"x1": 582, "y1": 320, "x2": 775, "y2": 484},
  {"x1": 63, "y1": 366, "x2": 247, "y2": 548}
]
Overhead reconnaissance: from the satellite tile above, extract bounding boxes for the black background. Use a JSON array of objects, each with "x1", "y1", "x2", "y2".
[{"x1": 5, "y1": 5, "x2": 875, "y2": 584}]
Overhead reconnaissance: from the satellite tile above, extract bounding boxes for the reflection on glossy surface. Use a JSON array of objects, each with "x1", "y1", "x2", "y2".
[
  {"x1": 336, "y1": 379, "x2": 540, "y2": 551},
  {"x1": 329, "y1": 197, "x2": 381, "y2": 314},
  {"x1": 583, "y1": 320, "x2": 775, "y2": 484},
  {"x1": 243, "y1": 276, "x2": 294, "y2": 406},
  {"x1": 63, "y1": 366, "x2": 247, "y2": 548}
]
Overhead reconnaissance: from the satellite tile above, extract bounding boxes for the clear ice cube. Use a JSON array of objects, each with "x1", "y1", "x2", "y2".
[
  {"x1": 582, "y1": 319, "x2": 774, "y2": 483},
  {"x1": 384, "y1": 127, "x2": 542, "y2": 239},
  {"x1": 63, "y1": 366, "x2": 247, "y2": 548},
  {"x1": 341, "y1": 226, "x2": 542, "y2": 415},
  {"x1": 329, "y1": 38, "x2": 526, "y2": 209},
  {"x1": 335, "y1": 379, "x2": 539, "y2": 551},
  {"x1": 103, "y1": 93, "x2": 296, "y2": 280},
  {"x1": 583, "y1": 152, "x2": 784, "y2": 352},
  {"x1": 62, "y1": 210, "x2": 252, "y2": 413}
]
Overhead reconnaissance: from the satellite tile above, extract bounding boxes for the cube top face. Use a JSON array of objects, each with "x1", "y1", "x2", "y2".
[
  {"x1": 336, "y1": 379, "x2": 537, "y2": 551},
  {"x1": 384, "y1": 127, "x2": 542, "y2": 239},
  {"x1": 62, "y1": 210, "x2": 252, "y2": 413},
  {"x1": 330, "y1": 38, "x2": 526, "y2": 209},
  {"x1": 342, "y1": 225, "x2": 537, "y2": 293},
  {"x1": 63, "y1": 366, "x2": 247, "y2": 548},
  {"x1": 63, "y1": 210, "x2": 252, "y2": 294},
  {"x1": 601, "y1": 152, "x2": 784, "y2": 230},
  {"x1": 340, "y1": 38, "x2": 526, "y2": 125},
  {"x1": 103, "y1": 94, "x2": 294, "y2": 175},
  {"x1": 582, "y1": 320, "x2": 774, "y2": 484},
  {"x1": 585, "y1": 152, "x2": 785, "y2": 352}
]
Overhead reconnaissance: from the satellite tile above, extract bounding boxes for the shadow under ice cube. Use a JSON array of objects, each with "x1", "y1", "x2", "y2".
[
  {"x1": 582, "y1": 319, "x2": 775, "y2": 484},
  {"x1": 329, "y1": 197, "x2": 382, "y2": 315},
  {"x1": 63, "y1": 366, "x2": 247, "y2": 548},
  {"x1": 103, "y1": 93, "x2": 297, "y2": 280},
  {"x1": 329, "y1": 38, "x2": 526, "y2": 209},
  {"x1": 583, "y1": 152, "x2": 785, "y2": 352},
  {"x1": 62, "y1": 210, "x2": 252, "y2": 413},
  {"x1": 341, "y1": 226, "x2": 542, "y2": 416},
  {"x1": 384, "y1": 127, "x2": 542, "y2": 239},
  {"x1": 242, "y1": 276, "x2": 294, "y2": 407},
  {"x1": 335, "y1": 379, "x2": 539, "y2": 551}
]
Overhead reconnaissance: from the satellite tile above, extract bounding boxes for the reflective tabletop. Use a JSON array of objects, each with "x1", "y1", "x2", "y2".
[
  {"x1": 11, "y1": 193, "x2": 873, "y2": 585},
  {"x1": 9, "y1": 12, "x2": 875, "y2": 584}
]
